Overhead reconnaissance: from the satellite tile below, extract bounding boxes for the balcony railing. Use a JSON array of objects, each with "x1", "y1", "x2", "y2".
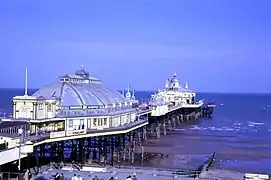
[
  {"x1": 168, "y1": 99, "x2": 204, "y2": 111},
  {"x1": 56, "y1": 107, "x2": 137, "y2": 118},
  {"x1": 0, "y1": 116, "x2": 148, "y2": 149}
]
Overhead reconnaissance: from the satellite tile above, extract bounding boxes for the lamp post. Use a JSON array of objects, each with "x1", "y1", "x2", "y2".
[{"x1": 18, "y1": 128, "x2": 23, "y2": 172}]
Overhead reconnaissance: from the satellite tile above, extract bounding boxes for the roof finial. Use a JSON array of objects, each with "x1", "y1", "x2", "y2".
[
  {"x1": 125, "y1": 85, "x2": 131, "y2": 99},
  {"x1": 24, "y1": 68, "x2": 28, "y2": 96},
  {"x1": 80, "y1": 64, "x2": 84, "y2": 70},
  {"x1": 122, "y1": 89, "x2": 125, "y2": 96},
  {"x1": 185, "y1": 80, "x2": 189, "y2": 89},
  {"x1": 165, "y1": 79, "x2": 169, "y2": 88},
  {"x1": 132, "y1": 89, "x2": 135, "y2": 99},
  {"x1": 174, "y1": 72, "x2": 177, "y2": 77}
]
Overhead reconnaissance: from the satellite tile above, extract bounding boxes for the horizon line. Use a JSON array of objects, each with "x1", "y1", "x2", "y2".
[{"x1": 0, "y1": 87, "x2": 270, "y2": 95}]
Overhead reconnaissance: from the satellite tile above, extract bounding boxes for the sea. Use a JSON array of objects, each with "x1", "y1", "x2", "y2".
[{"x1": 0, "y1": 89, "x2": 271, "y2": 174}]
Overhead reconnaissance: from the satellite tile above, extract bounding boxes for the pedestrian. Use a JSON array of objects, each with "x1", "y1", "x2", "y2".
[
  {"x1": 92, "y1": 175, "x2": 98, "y2": 180},
  {"x1": 71, "y1": 174, "x2": 78, "y2": 180},
  {"x1": 54, "y1": 172, "x2": 60, "y2": 180},
  {"x1": 77, "y1": 175, "x2": 83, "y2": 180},
  {"x1": 60, "y1": 173, "x2": 64, "y2": 180},
  {"x1": 24, "y1": 170, "x2": 29, "y2": 180}
]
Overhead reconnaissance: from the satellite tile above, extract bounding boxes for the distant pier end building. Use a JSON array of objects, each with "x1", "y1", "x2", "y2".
[
  {"x1": 0, "y1": 69, "x2": 205, "y2": 173},
  {"x1": 149, "y1": 73, "x2": 203, "y2": 120}
]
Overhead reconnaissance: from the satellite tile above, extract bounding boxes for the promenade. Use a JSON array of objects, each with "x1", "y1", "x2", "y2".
[{"x1": 28, "y1": 165, "x2": 244, "y2": 180}]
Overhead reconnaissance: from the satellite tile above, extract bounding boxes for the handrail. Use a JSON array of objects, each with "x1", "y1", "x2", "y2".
[{"x1": 0, "y1": 118, "x2": 148, "y2": 150}]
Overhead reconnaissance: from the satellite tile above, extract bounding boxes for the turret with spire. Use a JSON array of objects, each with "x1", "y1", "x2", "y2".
[
  {"x1": 125, "y1": 85, "x2": 131, "y2": 99},
  {"x1": 122, "y1": 89, "x2": 125, "y2": 97},
  {"x1": 24, "y1": 68, "x2": 28, "y2": 96},
  {"x1": 165, "y1": 79, "x2": 169, "y2": 89},
  {"x1": 185, "y1": 80, "x2": 189, "y2": 89},
  {"x1": 131, "y1": 89, "x2": 136, "y2": 99}
]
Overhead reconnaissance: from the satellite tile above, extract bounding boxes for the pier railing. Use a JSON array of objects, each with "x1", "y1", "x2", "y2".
[
  {"x1": 0, "y1": 117, "x2": 149, "y2": 165},
  {"x1": 47, "y1": 118, "x2": 148, "y2": 140},
  {"x1": 168, "y1": 99, "x2": 204, "y2": 111},
  {"x1": 0, "y1": 116, "x2": 149, "y2": 147},
  {"x1": 56, "y1": 108, "x2": 136, "y2": 118},
  {"x1": 54, "y1": 107, "x2": 151, "y2": 118}
]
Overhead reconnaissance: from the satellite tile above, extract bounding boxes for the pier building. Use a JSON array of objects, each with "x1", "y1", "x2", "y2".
[{"x1": 0, "y1": 68, "x2": 206, "y2": 176}]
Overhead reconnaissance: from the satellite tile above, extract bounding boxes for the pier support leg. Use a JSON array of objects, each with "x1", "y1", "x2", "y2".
[
  {"x1": 141, "y1": 143, "x2": 144, "y2": 165},
  {"x1": 138, "y1": 131, "x2": 141, "y2": 144},
  {"x1": 79, "y1": 139, "x2": 85, "y2": 165},
  {"x1": 123, "y1": 149, "x2": 126, "y2": 161},
  {"x1": 143, "y1": 126, "x2": 147, "y2": 141},
  {"x1": 110, "y1": 137, "x2": 114, "y2": 165},
  {"x1": 163, "y1": 123, "x2": 167, "y2": 136},
  {"x1": 168, "y1": 120, "x2": 172, "y2": 131},
  {"x1": 173, "y1": 117, "x2": 176, "y2": 129},
  {"x1": 117, "y1": 135, "x2": 121, "y2": 166},
  {"x1": 156, "y1": 125, "x2": 160, "y2": 139},
  {"x1": 150, "y1": 124, "x2": 155, "y2": 137},
  {"x1": 132, "y1": 140, "x2": 135, "y2": 163},
  {"x1": 129, "y1": 133, "x2": 133, "y2": 161},
  {"x1": 128, "y1": 148, "x2": 131, "y2": 162}
]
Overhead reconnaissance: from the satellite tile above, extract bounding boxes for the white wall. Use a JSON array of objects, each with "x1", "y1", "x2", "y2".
[
  {"x1": 151, "y1": 105, "x2": 168, "y2": 116},
  {"x1": 13, "y1": 98, "x2": 35, "y2": 119},
  {"x1": 13, "y1": 96, "x2": 59, "y2": 119},
  {"x1": 36, "y1": 101, "x2": 59, "y2": 119},
  {"x1": 0, "y1": 137, "x2": 19, "y2": 149},
  {"x1": 0, "y1": 146, "x2": 27, "y2": 165}
]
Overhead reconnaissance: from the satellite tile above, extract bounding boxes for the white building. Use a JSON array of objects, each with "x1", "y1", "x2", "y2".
[
  {"x1": 11, "y1": 67, "x2": 140, "y2": 135},
  {"x1": 152, "y1": 73, "x2": 196, "y2": 106}
]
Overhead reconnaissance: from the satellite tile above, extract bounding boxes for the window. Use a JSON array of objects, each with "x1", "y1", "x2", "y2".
[
  {"x1": 87, "y1": 118, "x2": 91, "y2": 129},
  {"x1": 93, "y1": 119, "x2": 97, "y2": 126},
  {"x1": 80, "y1": 119, "x2": 84, "y2": 126},
  {"x1": 68, "y1": 119, "x2": 73, "y2": 128},
  {"x1": 38, "y1": 103, "x2": 44, "y2": 110},
  {"x1": 103, "y1": 118, "x2": 107, "y2": 126},
  {"x1": 48, "y1": 104, "x2": 52, "y2": 111}
]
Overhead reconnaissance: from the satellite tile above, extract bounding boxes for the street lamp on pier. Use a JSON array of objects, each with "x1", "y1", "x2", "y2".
[{"x1": 18, "y1": 128, "x2": 23, "y2": 172}]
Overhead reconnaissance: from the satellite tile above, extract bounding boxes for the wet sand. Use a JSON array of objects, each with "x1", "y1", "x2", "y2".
[{"x1": 124, "y1": 129, "x2": 251, "y2": 179}]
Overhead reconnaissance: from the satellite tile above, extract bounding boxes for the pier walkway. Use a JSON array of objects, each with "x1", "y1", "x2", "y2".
[{"x1": 0, "y1": 117, "x2": 149, "y2": 165}]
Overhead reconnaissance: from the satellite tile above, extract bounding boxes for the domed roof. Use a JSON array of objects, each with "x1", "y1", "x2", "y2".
[
  {"x1": 170, "y1": 73, "x2": 179, "y2": 83},
  {"x1": 32, "y1": 69, "x2": 128, "y2": 107}
]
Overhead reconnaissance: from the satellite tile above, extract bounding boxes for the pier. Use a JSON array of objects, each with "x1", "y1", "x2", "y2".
[{"x1": 0, "y1": 68, "x2": 212, "y2": 177}]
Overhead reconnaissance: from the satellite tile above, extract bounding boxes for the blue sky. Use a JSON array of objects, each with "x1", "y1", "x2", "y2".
[{"x1": 0, "y1": 0, "x2": 270, "y2": 93}]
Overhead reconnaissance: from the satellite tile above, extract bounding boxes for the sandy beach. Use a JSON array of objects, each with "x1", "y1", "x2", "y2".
[{"x1": 36, "y1": 165, "x2": 245, "y2": 180}]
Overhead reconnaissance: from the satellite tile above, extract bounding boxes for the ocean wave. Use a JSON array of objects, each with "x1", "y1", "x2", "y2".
[
  {"x1": 184, "y1": 123, "x2": 270, "y2": 133},
  {"x1": 175, "y1": 128, "x2": 185, "y2": 131},
  {"x1": 189, "y1": 125, "x2": 201, "y2": 130},
  {"x1": 188, "y1": 126, "x2": 241, "y2": 132},
  {"x1": 248, "y1": 121, "x2": 265, "y2": 126},
  {"x1": 225, "y1": 128, "x2": 235, "y2": 131},
  {"x1": 233, "y1": 122, "x2": 242, "y2": 127}
]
